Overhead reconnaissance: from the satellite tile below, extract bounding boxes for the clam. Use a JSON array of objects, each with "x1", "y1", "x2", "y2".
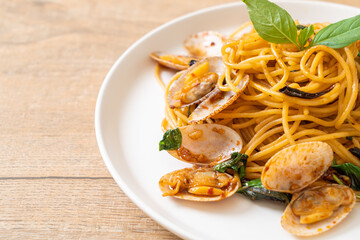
[
  {"x1": 281, "y1": 184, "x2": 356, "y2": 236},
  {"x1": 260, "y1": 141, "x2": 357, "y2": 236},
  {"x1": 149, "y1": 51, "x2": 197, "y2": 70},
  {"x1": 168, "y1": 123, "x2": 243, "y2": 165},
  {"x1": 168, "y1": 57, "x2": 224, "y2": 109},
  {"x1": 159, "y1": 166, "x2": 241, "y2": 201},
  {"x1": 184, "y1": 31, "x2": 225, "y2": 58},
  {"x1": 261, "y1": 142, "x2": 333, "y2": 193},
  {"x1": 188, "y1": 74, "x2": 249, "y2": 123}
]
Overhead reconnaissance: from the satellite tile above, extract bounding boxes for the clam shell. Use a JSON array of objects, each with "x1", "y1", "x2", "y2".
[
  {"x1": 184, "y1": 31, "x2": 225, "y2": 57},
  {"x1": 168, "y1": 57, "x2": 224, "y2": 109},
  {"x1": 159, "y1": 166, "x2": 241, "y2": 201},
  {"x1": 168, "y1": 123, "x2": 243, "y2": 165},
  {"x1": 189, "y1": 74, "x2": 249, "y2": 123},
  {"x1": 261, "y1": 142, "x2": 333, "y2": 193},
  {"x1": 281, "y1": 184, "x2": 356, "y2": 236},
  {"x1": 149, "y1": 51, "x2": 197, "y2": 70}
]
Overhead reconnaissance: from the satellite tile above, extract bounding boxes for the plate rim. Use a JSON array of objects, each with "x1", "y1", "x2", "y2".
[{"x1": 95, "y1": 1, "x2": 360, "y2": 239}]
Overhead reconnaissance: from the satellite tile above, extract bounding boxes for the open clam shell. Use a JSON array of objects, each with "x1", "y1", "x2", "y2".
[
  {"x1": 149, "y1": 51, "x2": 197, "y2": 70},
  {"x1": 261, "y1": 142, "x2": 333, "y2": 193},
  {"x1": 281, "y1": 184, "x2": 356, "y2": 236},
  {"x1": 168, "y1": 57, "x2": 225, "y2": 109},
  {"x1": 184, "y1": 31, "x2": 225, "y2": 57},
  {"x1": 188, "y1": 74, "x2": 249, "y2": 123},
  {"x1": 168, "y1": 123, "x2": 243, "y2": 165},
  {"x1": 159, "y1": 166, "x2": 241, "y2": 201}
]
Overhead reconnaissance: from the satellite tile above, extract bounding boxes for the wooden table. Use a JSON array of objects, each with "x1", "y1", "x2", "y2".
[{"x1": 0, "y1": 0, "x2": 359, "y2": 239}]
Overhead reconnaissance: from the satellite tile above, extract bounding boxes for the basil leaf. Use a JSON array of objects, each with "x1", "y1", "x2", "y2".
[
  {"x1": 238, "y1": 179, "x2": 291, "y2": 204},
  {"x1": 332, "y1": 162, "x2": 360, "y2": 190},
  {"x1": 333, "y1": 158, "x2": 338, "y2": 165},
  {"x1": 332, "y1": 173, "x2": 345, "y2": 186},
  {"x1": 311, "y1": 15, "x2": 360, "y2": 49},
  {"x1": 187, "y1": 106, "x2": 191, "y2": 117},
  {"x1": 298, "y1": 24, "x2": 314, "y2": 50},
  {"x1": 241, "y1": 178, "x2": 262, "y2": 188},
  {"x1": 296, "y1": 25, "x2": 306, "y2": 30},
  {"x1": 279, "y1": 85, "x2": 331, "y2": 99},
  {"x1": 159, "y1": 128, "x2": 182, "y2": 151},
  {"x1": 242, "y1": 0, "x2": 299, "y2": 47},
  {"x1": 214, "y1": 152, "x2": 248, "y2": 179},
  {"x1": 349, "y1": 147, "x2": 360, "y2": 159},
  {"x1": 238, "y1": 154, "x2": 248, "y2": 180}
]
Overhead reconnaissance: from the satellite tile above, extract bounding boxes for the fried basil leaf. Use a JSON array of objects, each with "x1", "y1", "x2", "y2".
[
  {"x1": 332, "y1": 161, "x2": 360, "y2": 190},
  {"x1": 159, "y1": 128, "x2": 182, "y2": 151},
  {"x1": 279, "y1": 85, "x2": 332, "y2": 99},
  {"x1": 214, "y1": 152, "x2": 248, "y2": 179},
  {"x1": 237, "y1": 179, "x2": 292, "y2": 204},
  {"x1": 296, "y1": 25, "x2": 306, "y2": 30},
  {"x1": 349, "y1": 147, "x2": 360, "y2": 159}
]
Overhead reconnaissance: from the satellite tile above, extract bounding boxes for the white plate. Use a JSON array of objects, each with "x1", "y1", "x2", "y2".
[{"x1": 95, "y1": 1, "x2": 360, "y2": 239}]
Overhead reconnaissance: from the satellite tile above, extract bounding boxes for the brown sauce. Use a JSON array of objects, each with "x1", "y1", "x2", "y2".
[
  {"x1": 212, "y1": 127, "x2": 225, "y2": 135},
  {"x1": 176, "y1": 147, "x2": 210, "y2": 163}
]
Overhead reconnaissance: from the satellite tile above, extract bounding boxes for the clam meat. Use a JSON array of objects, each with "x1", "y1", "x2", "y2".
[
  {"x1": 281, "y1": 184, "x2": 356, "y2": 236},
  {"x1": 159, "y1": 166, "x2": 241, "y2": 201},
  {"x1": 149, "y1": 51, "x2": 197, "y2": 70},
  {"x1": 168, "y1": 57, "x2": 224, "y2": 108}
]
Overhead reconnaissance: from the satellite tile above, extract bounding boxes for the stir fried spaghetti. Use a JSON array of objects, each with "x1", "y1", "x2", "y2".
[{"x1": 156, "y1": 22, "x2": 360, "y2": 180}]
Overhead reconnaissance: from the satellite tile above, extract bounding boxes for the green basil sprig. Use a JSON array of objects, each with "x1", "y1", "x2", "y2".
[
  {"x1": 242, "y1": 0, "x2": 360, "y2": 50},
  {"x1": 298, "y1": 25, "x2": 314, "y2": 50},
  {"x1": 159, "y1": 128, "x2": 182, "y2": 151},
  {"x1": 242, "y1": 0, "x2": 299, "y2": 48},
  {"x1": 310, "y1": 15, "x2": 360, "y2": 49}
]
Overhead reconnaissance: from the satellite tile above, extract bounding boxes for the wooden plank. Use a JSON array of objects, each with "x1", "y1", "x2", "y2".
[{"x1": 0, "y1": 178, "x2": 180, "y2": 239}]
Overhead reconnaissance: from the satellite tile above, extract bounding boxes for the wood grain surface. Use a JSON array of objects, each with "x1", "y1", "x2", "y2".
[{"x1": 0, "y1": 0, "x2": 359, "y2": 239}]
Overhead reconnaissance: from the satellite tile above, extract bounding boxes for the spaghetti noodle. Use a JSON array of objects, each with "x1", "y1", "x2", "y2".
[{"x1": 156, "y1": 22, "x2": 360, "y2": 180}]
